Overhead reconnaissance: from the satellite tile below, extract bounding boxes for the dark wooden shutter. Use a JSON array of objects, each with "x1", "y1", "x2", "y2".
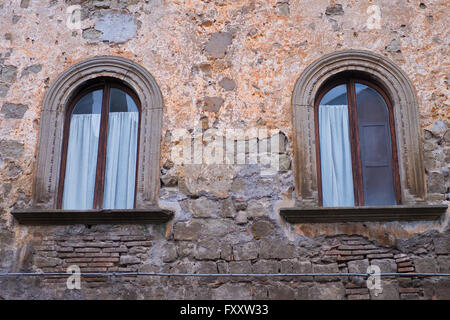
[{"x1": 355, "y1": 84, "x2": 396, "y2": 205}]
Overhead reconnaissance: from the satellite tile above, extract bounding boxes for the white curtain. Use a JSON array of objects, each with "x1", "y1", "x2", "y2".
[
  {"x1": 102, "y1": 111, "x2": 139, "y2": 209},
  {"x1": 62, "y1": 114, "x2": 101, "y2": 210},
  {"x1": 319, "y1": 105, "x2": 354, "y2": 207}
]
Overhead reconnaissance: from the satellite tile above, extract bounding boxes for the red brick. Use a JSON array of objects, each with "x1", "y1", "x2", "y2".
[
  {"x1": 397, "y1": 261, "x2": 413, "y2": 268},
  {"x1": 88, "y1": 262, "x2": 115, "y2": 267},
  {"x1": 103, "y1": 247, "x2": 128, "y2": 253},
  {"x1": 75, "y1": 248, "x2": 101, "y2": 253},
  {"x1": 347, "y1": 294, "x2": 370, "y2": 300},
  {"x1": 396, "y1": 257, "x2": 411, "y2": 263},
  {"x1": 120, "y1": 236, "x2": 150, "y2": 241},
  {"x1": 398, "y1": 267, "x2": 415, "y2": 272},
  {"x1": 64, "y1": 258, "x2": 93, "y2": 263},
  {"x1": 58, "y1": 253, "x2": 85, "y2": 258},
  {"x1": 351, "y1": 249, "x2": 390, "y2": 255},
  {"x1": 59, "y1": 242, "x2": 87, "y2": 247},
  {"x1": 367, "y1": 253, "x2": 393, "y2": 259},
  {"x1": 124, "y1": 241, "x2": 152, "y2": 247},
  {"x1": 324, "y1": 250, "x2": 352, "y2": 256},
  {"x1": 85, "y1": 242, "x2": 119, "y2": 248},
  {"x1": 338, "y1": 245, "x2": 366, "y2": 250},
  {"x1": 344, "y1": 240, "x2": 368, "y2": 245},
  {"x1": 92, "y1": 257, "x2": 119, "y2": 262},
  {"x1": 337, "y1": 255, "x2": 364, "y2": 262},
  {"x1": 399, "y1": 288, "x2": 420, "y2": 293},
  {"x1": 84, "y1": 252, "x2": 119, "y2": 257}
]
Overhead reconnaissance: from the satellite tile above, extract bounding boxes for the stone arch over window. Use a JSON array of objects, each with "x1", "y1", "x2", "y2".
[
  {"x1": 291, "y1": 50, "x2": 425, "y2": 206},
  {"x1": 33, "y1": 56, "x2": 163, "y2": 209}
]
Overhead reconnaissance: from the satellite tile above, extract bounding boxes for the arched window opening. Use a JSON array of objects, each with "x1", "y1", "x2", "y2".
[
  {"x1": 58, "y1": 79, "x2": 140, "y2": 210},
  {"x1": 315, "y1": 78, "x2": 401, "y2": 207}
]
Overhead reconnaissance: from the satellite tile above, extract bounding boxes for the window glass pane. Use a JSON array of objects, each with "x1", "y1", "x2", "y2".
[
  {"x1": 355, "y1": 83, "x2": 396, "y2": 205},
  {"x1": 319, "y1": 85, "x2": 355, "y2": 206},
  {"x1": 103, "y1": 88, "x2": 139, "y2": 209},
  {"x1": 62, "y1": 89, "x2": 103, "y2": 209}
]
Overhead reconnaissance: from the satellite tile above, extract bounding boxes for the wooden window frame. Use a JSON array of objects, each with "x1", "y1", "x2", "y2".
[
  {"x1": 56, "y1": 78, "x2": 142, "y2": 210},
  {"x1": 314, "y1": 77, "x2": 402, "y2": 207}
]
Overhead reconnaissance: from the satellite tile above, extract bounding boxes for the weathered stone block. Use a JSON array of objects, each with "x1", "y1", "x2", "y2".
[
  {"x1": 212, "y1": 283, "x2": 252, "y2": 300},
  {"x1": 437, "y1": 255, "x2": 450, "y2": 273},
  {"x1": 235, "y1": 211, "x2": 248, "y2": 224},
  {"x1": 220, "y1": 198, "x2": 236, "y2": 218},
  {"x1": 194, "y1": 240, "x2": 220, "y2": 261},
  {"x1": 233, "y1": 242, "x2": 258, "y2": 260},
  {"x1": 21, "y1": 64, "x2": 42, "y2": 77},
  {"x1": 433, "y1": 234, "x2": 450, "y2": 254},
  {"x1": 252, "y1": 260, "x2": 280, "y2": 273},
  {"x1": 259, "y1": 240, "x2": 295, "y2": 260},
  {"x1": 162, "y1": 243, "x2": 178, "y2": 263},
  {"x1": 218, "y1": 77, "x2": 236, "y2": 91},
  {"x1": 119, "y1": 255, "x2": 140, "y2": 266},
  {"x1": 325, "y1": 4, "x2": 344, "y2": 16},
  {"x1": 200, "y1": 219, "x2": 234, "y2": 238},
  {"x1": 202, "y1": 96, "x2": 224, "y2": 112},
  {"x1": 371, "y1": 280, "x2": 399, "y2": 300},
  {"x1": 220, "y1": 243, "x2": 232, "y2": 261},
  {"x1": 251, "y1": 220, "x2": 273, "y2": 239},
  {"x1": 309, "y1": 283, "x2": 345, "y2": 300},
  {"x1": 413, "y1": 257, "x2": 437, "y2": 273},
  {"x1": 246, "y1": 199, "x2": 271, "y2": 218},
  {"x1": 348, "y1": 259, "x2": 370, "y2": 273},
  {"x1": 0, "y1": 140, "x2": 24, "y2": 160},
  {"x1": 312, "y1": 263, "x2": 340, "y2": 282},
  {"x1": 34, "y1": 256, "x2": 61, "y2": 268},
  {"x1": 0, "y1": 84, "x2": 9, "y2": 97},
  {"x1": 297, "y1": 284, "x2": 310, "y2": 300},
  {"x1": 189, "y1": 197, "x2": 220, "y2": 218},
  {"x1": 1, "y1": 65, "x2": 17, "y2": 83},
  {"x1": 268, "y1": 284, "x2": 296, "y2": 299},
  {"x1": 427, "y1": 172, "x2": 447, "y2": 193},
  {"x1": 173, "y1": 221, "x2": 202, "y2": 241},
  {"x1": 205, "y1": 32, "x2": 232, "y2": 58},
  {"x1": 229, "y1": 261, "x2": 252, "y2": 273},
  {"x1": 370, "y1": 259, "x2": 397, "y2": 273},
  {"x1": 1, "y1": 103, "x2": 28, "y2": 119},
  {"x1": 292, "y1": 260, "x2": 313, "y2": 282}
]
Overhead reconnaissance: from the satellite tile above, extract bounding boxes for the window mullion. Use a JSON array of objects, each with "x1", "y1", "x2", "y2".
[
  {"x1": 93, "y1": 83, "x2": 111, "y2": 209},
  {"x1": 347, "y1": 80, "x2": 364, "y2": 206}
]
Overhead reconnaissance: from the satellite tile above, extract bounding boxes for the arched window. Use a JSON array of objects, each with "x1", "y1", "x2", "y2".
[
  {"x1": 315, "y1": 77, "x2": 401, "y2": 207},
  {"x1": 281, "y1": 51, "x2": 447, "y2": 223},
  {"x1": 12, "y1": 56, "x2": 173, "y2": 225},
  {"x1": 57, "y1": 79, "x2": 140, "y2": 210}
]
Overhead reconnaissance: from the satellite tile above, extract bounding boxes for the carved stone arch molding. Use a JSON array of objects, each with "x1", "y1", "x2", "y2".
[
  {"x1": 34, "y1": 55, "x2": 163, "y2": 208},
  {"x1": 292, "y1": 50, "x2": 426, "y2": 206}
]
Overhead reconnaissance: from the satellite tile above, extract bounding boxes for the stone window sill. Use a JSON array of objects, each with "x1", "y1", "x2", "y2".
[
  {"x1": 11, "y1": 208, "x2": 174, "y2": 225},
  {"x1": 280, "y1": 205, "x2": 448, "y2": 223}
]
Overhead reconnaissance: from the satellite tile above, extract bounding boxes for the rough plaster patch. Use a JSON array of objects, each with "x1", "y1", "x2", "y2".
[{"x1": 94, "y1": 11, "x2": 137, "y2": 43}]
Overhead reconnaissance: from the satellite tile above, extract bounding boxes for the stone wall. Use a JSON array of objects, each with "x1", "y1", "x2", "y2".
[{"x1": 0, "y1": 0, "x2": 449, "y2": 299}]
